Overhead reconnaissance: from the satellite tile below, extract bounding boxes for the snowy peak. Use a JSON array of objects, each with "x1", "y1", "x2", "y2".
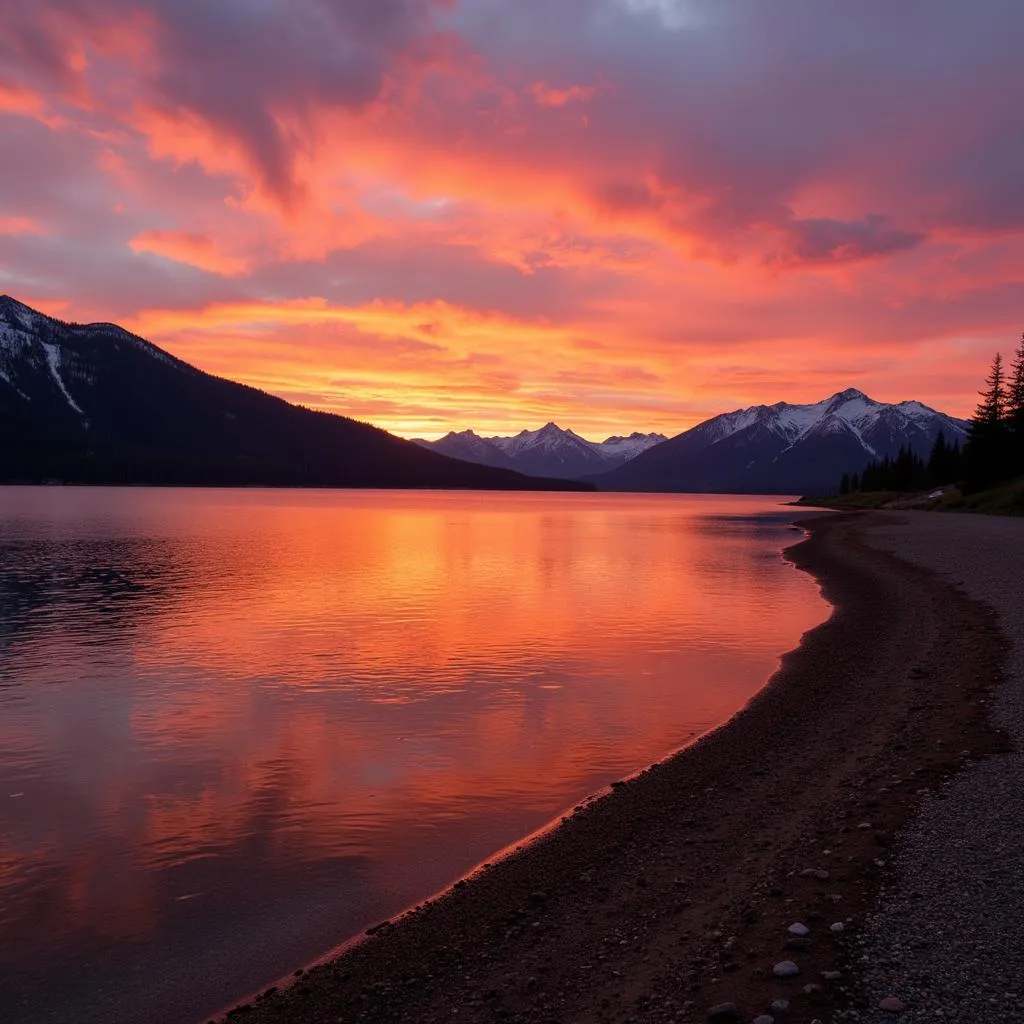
[
  {"x1": 489, "y1": 422, "x2": 594, "y2": 458},
  {"x1": 599, "y1": 431, "x2": 669, "y2": 459},
  {"x1": 704, "y1": 389, "x2": 967, "y2": 456},
  {"x1": 597, "y1": 388, "x2": 970, "y2": 494},
  {"x1": 0, "y1": 296, "x2": 89, "y2": 422},
  {"x1": 416, "y1": 423, "x2": 668, "y2": 478}
]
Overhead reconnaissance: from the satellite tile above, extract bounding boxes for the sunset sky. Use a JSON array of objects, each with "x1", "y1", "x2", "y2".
[{"x1": 1, "y1": 1, "x2": 1022, "y2": 438}]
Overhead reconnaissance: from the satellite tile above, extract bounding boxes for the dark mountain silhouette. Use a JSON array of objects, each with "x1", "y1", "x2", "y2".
[{"x1": 0, "y1": 296, "x2": 591, "y2": 491}]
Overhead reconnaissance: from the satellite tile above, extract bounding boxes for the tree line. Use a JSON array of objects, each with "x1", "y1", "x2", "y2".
[{"x1": 839, "y1": 334, "x2": 1024, "y2": 495}]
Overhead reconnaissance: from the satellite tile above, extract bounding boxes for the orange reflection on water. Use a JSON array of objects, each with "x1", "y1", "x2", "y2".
[{"x1": 0, "y1": 488, "x2": 827, "y2": 1024}]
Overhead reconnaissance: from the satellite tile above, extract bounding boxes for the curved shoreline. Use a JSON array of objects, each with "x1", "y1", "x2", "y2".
[{"x1": 227, "y1": 511, "x2": 1007, "y2": 1024}]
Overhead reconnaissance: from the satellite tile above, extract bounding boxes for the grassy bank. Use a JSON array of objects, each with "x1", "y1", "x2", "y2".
[{"x1": 797, "y1": 476, "x2": 1024, "y2": 516}]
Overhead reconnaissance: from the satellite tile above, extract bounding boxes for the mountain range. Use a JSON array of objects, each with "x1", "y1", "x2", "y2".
[
  {"x1": 413, "y1": 426, "x2": 667, "y2": 479},
  {"x1": 593, "y1": 389, "x2": 969, "y2": 494},
  {"x1": 0, "y1": 295, "x2": 970, "y2": 495},
  {"x1": 0, "y1": 296, "x2": 590, "y2": 491}
]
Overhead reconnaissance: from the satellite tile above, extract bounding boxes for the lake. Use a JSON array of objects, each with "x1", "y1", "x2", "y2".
[{"x1": 0, "y1": 488, "x2": 828, "y2": 1024}]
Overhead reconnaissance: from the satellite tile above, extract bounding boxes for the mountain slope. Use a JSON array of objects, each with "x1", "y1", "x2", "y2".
[
  {"x1": 415, "y1": 424, "x2": 667, "y2": 478},
  {"x1": 594, "y1": 389, "x2": 969, "y2": 494},
  {"x1": 0, "y1": 296, "x2": 591, "y2": 491},
  {"x1": 410, "y1": 430, "x2": 520, "y2": 471}
]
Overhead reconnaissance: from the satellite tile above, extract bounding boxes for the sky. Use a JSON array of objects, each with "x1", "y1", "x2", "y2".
[{"x1": 1, "y1": 0, "x2": 1022, "y2": 439}]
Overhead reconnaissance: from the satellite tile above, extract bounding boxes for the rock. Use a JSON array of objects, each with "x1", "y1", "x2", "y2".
[
  {"x1": 787, "y1": 923, "x2": 810, "y2": 937},
  {"x1": 822, "y1": 970, "x2": 841, "y2": 981},
  {"x1": 772, "y1": 961, "x2": 799, "y2": 978},
  {"x1": 752, "y1": 1016, "x2": 774, "y2": 1024},
  {"x1": 799, "y1": 867, "x2": 830, "y2": 880},
  {"x1": 770, "y1": 1000, "x2": 790, "y2": 1014},
  {"x1": 706, "y1": 1003, "x2": 740, "y2": 1022},
  {"x1": 829, "y1": 922, "x2": 845, "y2": 933},
  {"x1": 878, "y1": 997, "x2": 906, "y2": 1013}
]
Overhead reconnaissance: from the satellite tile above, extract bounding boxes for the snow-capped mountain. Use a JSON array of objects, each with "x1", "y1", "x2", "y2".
[
  {"x1": 596, "y1": 389, "x2": 969, "y2": 494},
  {"x1": 414, "y1": 424, "x2": 668, "y2": 479},
  {"x1": 411, "y1": 429, "x2": 521, "y2": 471},
  {"x1": 0, "y1": 295, "x2": 590, "y2": 491}
]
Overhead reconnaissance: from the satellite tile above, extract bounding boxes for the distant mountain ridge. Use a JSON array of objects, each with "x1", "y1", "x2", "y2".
[
  {"x1": 594, "y1": 388, "x2": 970, "y2": 494},
  {"x1": 0, "y1": 295, "x2": 591, "y2": 491},
  {"x1": 414, "y1": 424, "x2": 667, "y2": 479}
]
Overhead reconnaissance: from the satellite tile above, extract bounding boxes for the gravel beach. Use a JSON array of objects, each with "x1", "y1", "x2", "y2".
[
  {"x1": 219, "y1": 512, "x2": 1014, "y2": 1024},
  {"x1": 838, "y1": 512, "x2": 1024, "y2": 1024}
]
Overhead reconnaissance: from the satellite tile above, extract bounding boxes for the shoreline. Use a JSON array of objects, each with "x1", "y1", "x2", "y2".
[
  {"x1": 208, "y1": 515, "x2": 827, "y2": 1020},
  {"x1": 224, "y1": 511, "x2": 1008, "y2": 1024}
]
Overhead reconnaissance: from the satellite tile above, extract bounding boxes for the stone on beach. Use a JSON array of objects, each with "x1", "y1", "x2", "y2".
[
  {"x1": 878, "y1": 995, "x2": 906, "y2": 1013},
  {"x1": 798, "y1": 868, "x2": 830, "y2": 880},
  {"x1": 787, "y1": 923, "x2": 809, "y2": 936},
  {"x1": 706, "y1": 1002, "x2": 741, "y2": 1022},
  {"x1": 772, "y1": 960, "x2": 799, "y2": 978}
]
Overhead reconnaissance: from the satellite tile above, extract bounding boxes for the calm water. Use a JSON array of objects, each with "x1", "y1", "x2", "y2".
[{"x1": 0, "y1": 488, "x2": 828, "y2": 1024}]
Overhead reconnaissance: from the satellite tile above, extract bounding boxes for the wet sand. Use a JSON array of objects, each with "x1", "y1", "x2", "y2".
[{"x1": 223, "y1": 512, "x2": 1008, "y2": 1024}]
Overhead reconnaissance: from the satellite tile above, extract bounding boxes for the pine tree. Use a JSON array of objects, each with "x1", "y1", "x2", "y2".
[
  {"x1": 964, "y1": 352, "x2": 1011, "y2": 491},
  {"x1": 1008, "y1": 334, "x2": 1024, "y2": 475},
  {"x1": 925, "y1": 431, "x2": 963, "y2": 487},
  {"x1": 927, "y1": 431, "x2": 947, "y2": 486}
]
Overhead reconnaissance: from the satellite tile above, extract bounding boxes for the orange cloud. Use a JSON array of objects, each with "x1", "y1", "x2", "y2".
[
  {"x1": 530, "y1": 82, "x2": 597, "y2": 107},
  {"x1": 129, "y1": 229, "x2": 253, "y2": 276}
]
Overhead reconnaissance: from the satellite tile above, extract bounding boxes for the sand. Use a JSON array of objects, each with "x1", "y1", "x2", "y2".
[{"x1": 219, "y1": 512, "x2": 1013, "y2": 1024}]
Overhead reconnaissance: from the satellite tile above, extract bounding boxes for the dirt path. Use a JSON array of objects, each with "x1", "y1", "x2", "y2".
[{"x1": 226, "y1": 512, "x2": 1006, "y2": 1024}]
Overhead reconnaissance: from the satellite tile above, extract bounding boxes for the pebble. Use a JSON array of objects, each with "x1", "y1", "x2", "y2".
[
  {"x1": 706, "y1": 1002, "x2": 740, "y2": 1022},
  {"x1": 752, "y1": 1016, "x2": 774, "y2": 1024},
  {"x1": 770, "y1": 999, "x2": 790, "y2": 1013},
  {"x1": 787, "y1": 923, "x2": 810, "y2": 937},
  {"x1": 772, "y1": 961, "x2": 799, "y2": 978},
  {"x1": 878, "y1": 996, "x2": 905, "y2": 1013},
  {"x1": 829, "y1": 922, "x2": 845, "y2": 933},
  {"x1": 822, "y1": 970, "x2": 842, "y2": 981}
]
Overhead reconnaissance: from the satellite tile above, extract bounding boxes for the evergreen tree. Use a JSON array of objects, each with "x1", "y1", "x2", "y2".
[
  {"x1": 925, "y1": 431, "x2": 963, "y2": 486},
  {"x1": 839, "y1": 472, "x2": 851, "y2": 495},
  {"x1": 950, "y1": 438, "x2": 963, "y2": 483},
  {"x1": 964, "y1": 352, "x2": 1011, "y2": 491},
  {"x1": 1008, "y1": 334, "x2": 1024, "y2": 475},
  {"x1": 927, "y1": 431, "x2": 948, "y2": 485}
]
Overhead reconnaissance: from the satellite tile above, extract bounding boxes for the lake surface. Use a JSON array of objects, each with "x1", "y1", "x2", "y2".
[{"x1": 0, "y1": 488, "x2": 828, "y2": 1024}]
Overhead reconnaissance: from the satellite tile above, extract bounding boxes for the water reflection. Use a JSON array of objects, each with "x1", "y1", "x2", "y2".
[{"x1": 0, "y1": 488, "x2": 827, "y2": 1024}]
